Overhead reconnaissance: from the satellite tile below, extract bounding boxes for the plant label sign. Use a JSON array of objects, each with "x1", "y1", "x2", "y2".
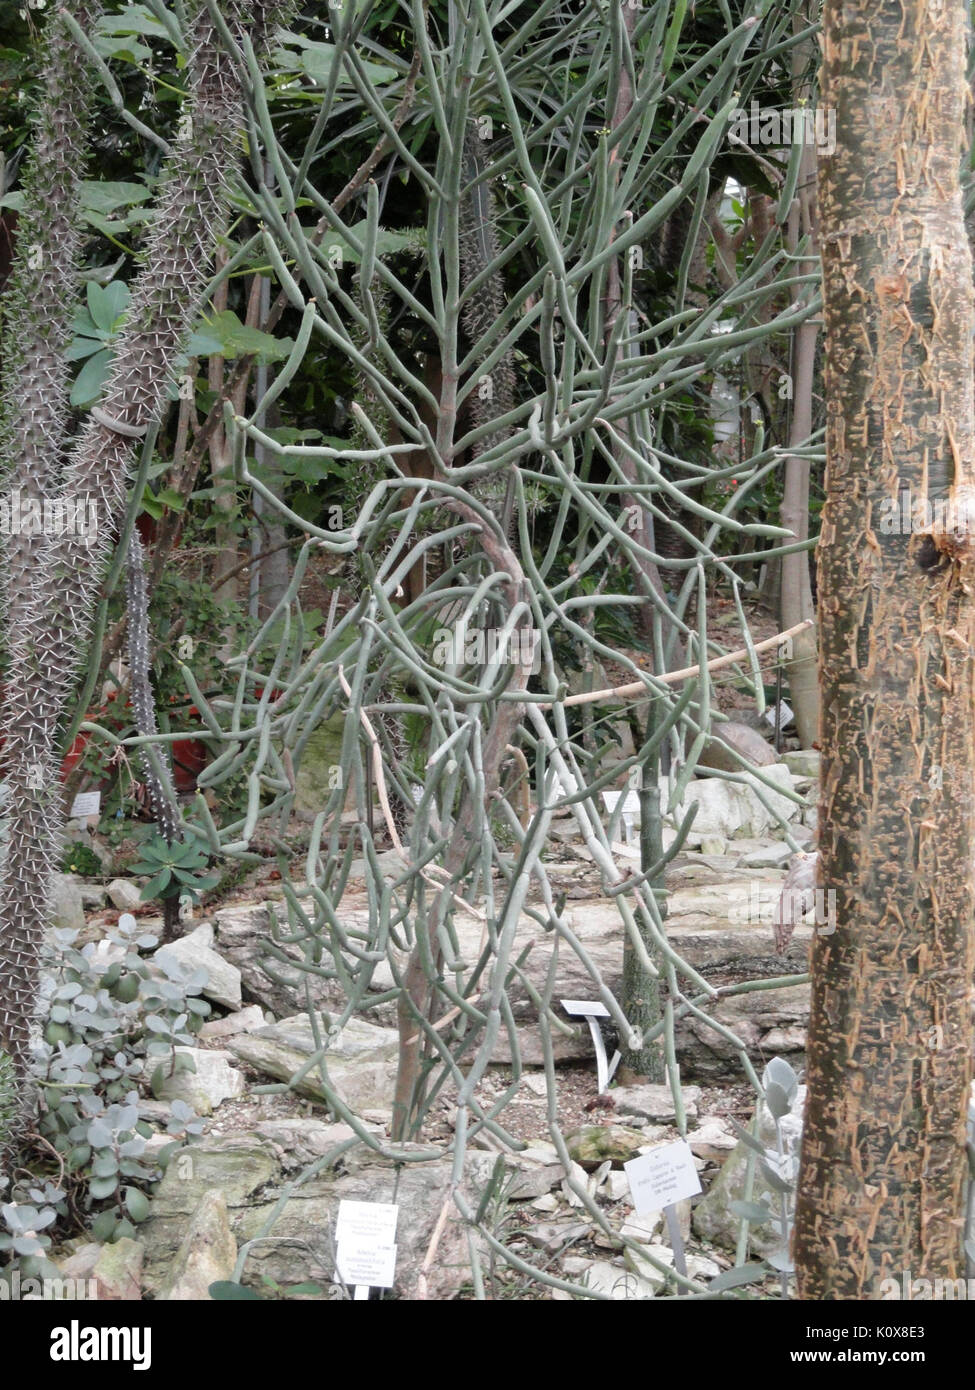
[
  {"x1": 335, "y1": 1200, "x2": 398, "y2": 1297},
  {"x1": 624, "y1": 1140, "x2": 701, "y2": 1213},
  {"x1": 560, "y1": 999, "x2": 619, "y2": 1093},
  {"x1": 601, "y1": 789, "x2": 640, "y2": 845},
  {"x1": 70, "y1": 790, "x2": 101, "y2": 819},
  {"x1": 764, "y1": 699, "x2": 794, "y2": 729},
  {"x1": 560, "y1": 999, "x2": 610, "y2": 1018}
]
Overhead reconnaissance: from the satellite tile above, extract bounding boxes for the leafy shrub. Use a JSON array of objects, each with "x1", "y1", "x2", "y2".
[{"x1": 0, "y1": 912, "x2": 209, "y2": 1284}]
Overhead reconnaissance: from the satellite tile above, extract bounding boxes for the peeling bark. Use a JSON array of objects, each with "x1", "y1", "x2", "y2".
[{"x1": 794, "y1": 0, "x2": 975, "y2": 1297}]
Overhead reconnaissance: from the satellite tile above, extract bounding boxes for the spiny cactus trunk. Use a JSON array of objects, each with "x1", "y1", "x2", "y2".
[
  {"x1": 0, "y1": 0, "x2": 102, "y2": 1142},
  {"x1": 0, "y1": 0, "x2": 294, "y2": 1164}
]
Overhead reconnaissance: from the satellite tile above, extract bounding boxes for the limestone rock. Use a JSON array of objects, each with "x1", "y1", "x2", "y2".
[
  {"x1": 107, "y1": 878, "x2": 143, "y2": 912},
  {"x1": 51, "y1": 874, "x2": 86, "y2": 933},
  {"x1": 612, "y1": 1083, "x2": 700, "y2": 1124},
  {"x1": 575, "y1": 1258, "x2": 658, "y2": 1299},
  {"x1": 142, "y1": 1133, "x2": 498, "y2": 1300},
  {"x1": 736, "y1": 841, "x2": 795, "y2": 869},
  {"x1": 686, "y1": 1116, "x2": 739, "y2": 1161},
  {"x1": 699, "y1": 721, "x2": 778, "y2": 773},
  {"x1": 155, "y1": 925, "x2": 242, "y2": 1010},
  {"x1": 59, "y1": 1238, "x2": 143, "y2": 1300},
  {"x1": 781, "y1": 749, "x2": 820, "y2": 779},
  {"x1": 212, "y1": 903, "x2": 336, "y2": 1018},
  {"x1": 227, "y1": 1013, "x2": 399, "y2": 1119},
  {"x1": 162, "y1": 1190, "x2": 237, "y2": 1300},
  {"x1": 692, "y1": 1085, "x2": 805, "y2": 1255},
  {"x1": 566, "y1": 1125, "x2": 647, "y2": 1170},
  {"x1": 144, "y1": 1047, "x2": 245, "y2": 1115},
  {"x1": 199, "y1": 1005, "x2": 268, "y2": 1040}
]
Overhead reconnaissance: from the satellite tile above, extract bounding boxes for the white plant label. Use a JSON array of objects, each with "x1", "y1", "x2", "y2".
[
  {"x1": 601, "y1": 789, "x2": 640, "y2": 816},
  {"x1": 70, "y1": 790, "x2": 101, "y2": 819},
  {"x1": 335, "y1": 1200, "x2": 399, "y2": 1293},
  {"x1": 624, "y1": 1140, "x2": 702, "y2": 1214},
  {"x1": 764, "y1": 700, "x2": 794, "y2": 729},
  {"x1": 560, "y1": 999, "x2": 610, "y2": 1018},
  {"x1": 335, "y1": 1242, "x2": 398, "y2": 1290},
  {"x1": 561, "y1": 1000, "x2": 618, "y2": 1092}
]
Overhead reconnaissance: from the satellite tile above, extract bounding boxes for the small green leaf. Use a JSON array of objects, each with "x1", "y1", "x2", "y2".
[
  {"x1": 766, "y1": 1247, "x2": 795, "y2": 1273},
  {"x1": 208, "y1": 1281, "x2": 266, "y2": 1300},
  {"x1": 758, "y1": 1159, "x2": 794, "y2": 1194},
  {"x1": 90, "y1": 1210, "x2": 119, "y2": 1242},
  {"x1": 80, "y1": 181, "x2": 152, "y2": 215},
  {"x1": 728, "y1": 1200, "x2": 774, "y2": 1224},
  {"x1": 65, "y1": 336, "x2": 106, "y2": 362},
  {"x1": 708, "y1": 1262, "x2": 768, "y2": 1292},
  {"x1": 124, "y1": 1187, "x2": 150, "y2": 1223},
  {"x1": 71, "y1": 349, "x2": 113, "y2": 408},
  {"x1": 764, "y1": 1080, "x2": 792, "y2": 1121},
  {"x1": 197, "y1": 309, "x2": 294, "y2": 363},
  {"x1": 728, "y1": 1119, "x2": 769, "y2": 1157},
  {"x1": 140, "y1": 869, "x2": 173, "y2": 899}
]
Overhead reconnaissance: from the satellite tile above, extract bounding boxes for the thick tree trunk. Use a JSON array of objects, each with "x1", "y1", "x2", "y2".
[{"x1": 794, "y1": 0, "x2": 975, "y2": 1297}]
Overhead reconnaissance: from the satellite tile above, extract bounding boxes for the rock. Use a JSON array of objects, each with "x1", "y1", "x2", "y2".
[
  {"x1": 566, "y1": 1125, "x2": 647, "y2": 1170},
  {"x1": 79, "y1": 885, "x2": 109, "y2": 909},
  {"x1": 107, "y1": 878, "x2": 143, "y2": 912},
  {"x1": 561, "y1": 1160, "x2": 592, "y2": 1207},
  {"x1": 574, "y1": 1259, "x2": 658, "y2": 1299},
  {"x1": 520, "y1": 1072, "x2": 548, "y2": 1098},
  {"x1": 51, "y1": 874, "x2": 86, "y2": 933},
  {"x1": 199, "y1": 1005, "x2": 268, "y2": 1040},
  {"x1": 686, "y1": 1117, "x2": 739, "y2": 1161},
  {"x1": 699, "y1": 836, "x2": 728, "y2": 855},
  {"x1": 687, "y1": 1252, "x2": 722, "y2": 1281},
  {"x1": 601, "y1": 1170, "x2": 631, "y2": 1201},
  {"x1": 612, "y1": 1083, "x2": 700, "y2": 1124},
  {"x1": 622, "y1": 1243, "x2": 675, "y2": 1292},
  {"x1": 227, "y1": 1013, "x2": 399, "y2": 1119},
  {"x1": 212, "y1": 903, "x2": 336, "y2": 1018},
  {"x1": 144, "y1": 1047, "x2": 245, "y2": 1114},
  {"x1": 676, "y1": 765, "x2": 801, "y2": 843},
  {"x1": 503, "y1": 1149, "x2": 567, "y2": 1199},
  {"x1": 530, "y1": 1193, "x2": 560, "y2": 1213},
  {"x1": 624, "y1": 1243, "x2": 718, "y2": 1289},
  {"x1": 524, "y1": 1220, "x2": 591, "y2": 1255},
  {"x1": 59, "y1": 1238, "x2": 143, "y2": 1300},
  {"x1": 155, "y1": 925, "x2": 242, "y2": 1010},
  {"x1": 162, "y1": 1190, "x2": 237, "y2": 1300},
  {"x1": 253, "y1": 1118, "x2": 360, "y2": 1168},
  {"x1": 619, "y1": 1210, "x2": 664, "y2": 1243},
  {"x1": 700, "y1": 721, "x2": 778, "y2": 773},
  {"x1": 781, "y1": 749, "x2": 820, "y2": 779},
  {"x1": 142, "y1": 1134, "x2": 499, "y2": 1300},
  {"x1": 692, "y1": 1085, "x2": 805, "y2": 1255},
  {"x1": 736, "y1": 841, "x2": 795, "y2": 868}
]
